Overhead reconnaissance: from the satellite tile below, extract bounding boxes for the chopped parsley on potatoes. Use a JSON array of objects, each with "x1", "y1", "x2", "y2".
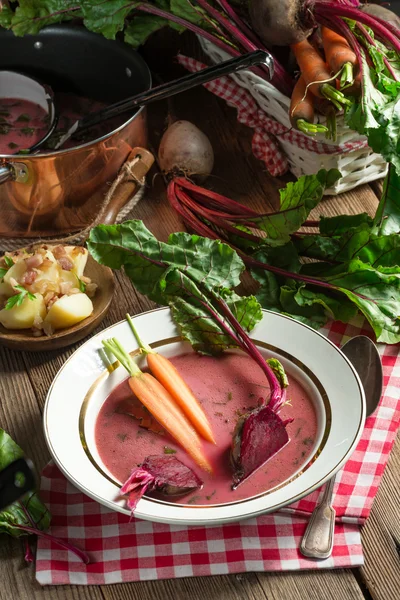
[{"x1": 0, "y1": 245, "x2": 97, "y2": 336}]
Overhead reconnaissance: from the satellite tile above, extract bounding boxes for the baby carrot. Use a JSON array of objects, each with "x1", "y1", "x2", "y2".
[
  {"x1": 321, "y1": 26, "x2": 358, "y2": 88},
  {"x1": 103, "y1": 337, "x2": 212, "y2": 472},
  {"x1": 289, "y1": 75, "x2": 328, "y2": 136},
  {"x1": 291, "y1": 38, "x2": 352, "y2": 109},
  {"x1": 126, "y1": 314, "x2": 216, "y2": 444}
]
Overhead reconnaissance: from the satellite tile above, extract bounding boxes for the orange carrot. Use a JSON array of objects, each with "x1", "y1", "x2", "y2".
[
  {"x1": 291, "y1": 38, "x2": 352, "y2": 109},
  {"x1": 321, "y1": 26, "x2": 358, "y2": 84},
  {"x1": 126, "y1": 314, "x2": 216, "y2": 444},
  {"x1": 289, "y1": 76, "x2": 328, "y2": 136},
  {"x1": 103, "y1": 337, "x2": 212, "y2": 473}
]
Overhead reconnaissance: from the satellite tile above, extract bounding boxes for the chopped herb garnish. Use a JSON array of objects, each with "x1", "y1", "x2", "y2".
[
  {"x1": 8, "y1": 142, "x2": 18, "y2": 150},
  {"x1": 295, "y1": 427, "x2": 302, "y2": 438},
  {"x1": 214, "y1": 411, "x2": 223, "y2": 417},
  {"x1": 16, "y1": 114, "x2": 31, "y2": 123},
  {"x1": 76, "y1": 276, "x2": 86, "y2": 292},
  {"x1": 117, "y1": 433, "x2": 127, "y2": 442},
  {"x1": 5, "y1": 285, "x2": 36, "y2": 310},
  {"x1": 303, "y1": 437, "x2": 314, "y2": 447},
  {"x1": 0, "y1": 124, "x2": 10, "y2": 135},
  {"x1": 301, "y1": 450, "x2": 306, "y2": 458},
  {"x1": 227, "y1": 391, "x2": 232, "y2": 401},
  {"x1": 206, "y1": 490, "x2": 216, "y2": 501},
  {"x1": 136, "y1": 429, "x2": 145, "y2": 438},
  {"x1": 0, "y1": 110, "x2": 10, "y2": 117},
  {"x1": 187, "y1": 495, "x2": 201, "y2": 505},
  {"x1": 248, "y1": 392, "x2": 255, "y2": 398},
  {"x1": 1, "y1": 255, "x2": 12, "y2": 268},
  {"x1": 21, "y1": 127, "x2": 35, "y2": 136},
  {"x1": 0, "y1": 268, "x2": 7, "y2": 280},
  {"x1": 163, "y1": 446, "x2": 177, "y2": 454}
]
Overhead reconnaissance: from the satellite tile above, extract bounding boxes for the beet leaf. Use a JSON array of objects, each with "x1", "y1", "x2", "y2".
[{"x1": 0, "y1": 429, "x2": 89, "y2": 564}]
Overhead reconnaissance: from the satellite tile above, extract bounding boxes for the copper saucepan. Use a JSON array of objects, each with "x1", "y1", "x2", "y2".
[{"x1": 0, "y1": 25, "x2": 272, "y2": 240}]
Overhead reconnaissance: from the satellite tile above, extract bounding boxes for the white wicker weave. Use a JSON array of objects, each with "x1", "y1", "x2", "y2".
[{"x1": 199, "y1": 38, "x2": 387, "y2": 195}]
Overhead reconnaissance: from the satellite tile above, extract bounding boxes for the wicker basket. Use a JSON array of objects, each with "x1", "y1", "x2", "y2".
[{"x1": 199, "y1": 38, "x2": 387, "y2": 195}]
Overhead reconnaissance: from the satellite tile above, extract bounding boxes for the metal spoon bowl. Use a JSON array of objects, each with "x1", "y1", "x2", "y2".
[{"x1": 300, "y1": 335, "x2": 383, "y2": 559}]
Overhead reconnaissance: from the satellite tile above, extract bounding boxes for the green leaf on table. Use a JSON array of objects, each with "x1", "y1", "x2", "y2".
[
  {"x1": 323, "y1": 260, "x2": 400, "y2": 344},
  {"x1": 319, "y1": 213, "x2": 373, "y2": 236},
  {"x1": 82, "y1": 0, "x2": 137, "y2": 39},
  {"x1": 124, "y1": 15, "x2": 169, "y2": 48},
  {"x1": 0, "y1": 4, "x2": 13, "y2": 28},
  {"x1": 248, "y1": 169, "x2": 340, "y2": 242},
  {"x1": 373, "y1": 163, "x2": 400, "y2": 235},
  {"x1": 0, "y1": 429, "x2": 51, "y2": 537},
  {"x1": 88, "y1": 220, "x2": 262, "y2": 355},
  {"x1": 10, "y1": 1, "x2": 81, "y2": 36}
]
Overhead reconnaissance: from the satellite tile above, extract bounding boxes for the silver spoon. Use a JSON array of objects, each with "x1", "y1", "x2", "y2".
[{"x1": 300, "y1": 335, "x2": 383, "y2": 559}]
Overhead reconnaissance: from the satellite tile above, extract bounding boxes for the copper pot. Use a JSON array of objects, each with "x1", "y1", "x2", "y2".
[{"x1": 0, "y1": 25, "x2": 151, "y2": 239}]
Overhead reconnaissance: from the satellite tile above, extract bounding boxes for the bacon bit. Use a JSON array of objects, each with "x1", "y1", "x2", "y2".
[
  {"x1": 52, "y1": 245, "x2": 66, "y2": 259},
  {"x1": 68, "y1": 288, "x2": 81, "y2": 295},
  {"x1": 23, "y1": 270, "x2": 37, "y2": 285},
  {"x1": 44, "y1": 291, "x2": 56, "y2": 306},
  {"x1": 33, "y1": 313, "x2": 44, "y2": 329},
  {"x1": 60, "y1": 281, "x2": 73, "y2": 295},
  {"x1": 117, "y1": 398, "x2": 165, "y2": 435},
  {"x1": 25, "y1": 253, "x2": 44, "y2": 269},
  {"x1": 70, "y1": 246, "x2": 85, "y2": 256},
  {"x1": 57, "y1": 256, "x2": 74, "y2": 271},
  {"x1": 41, "y1": 258, "x2": 54, "y2": 268}
]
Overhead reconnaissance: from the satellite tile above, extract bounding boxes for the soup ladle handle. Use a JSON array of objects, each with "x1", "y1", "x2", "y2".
[{"x1": 299, "y1": 475, "x2": 336, "y2": 559}]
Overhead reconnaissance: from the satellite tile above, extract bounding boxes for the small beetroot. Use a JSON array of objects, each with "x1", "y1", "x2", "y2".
[
  {"x1": 230, "y1": 358, "x2": 293, "y2": 488},
  {"x1": 120, "y1": 455, "x2": 203, "y2": 511}
]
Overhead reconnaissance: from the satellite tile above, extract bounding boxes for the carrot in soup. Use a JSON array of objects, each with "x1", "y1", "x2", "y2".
[
  {"x1": 126, "y1": 314, "x2": 216, "y2": 444},
  {"x1": 102, "y1": 337, "x2": 212, "y2": 473}
]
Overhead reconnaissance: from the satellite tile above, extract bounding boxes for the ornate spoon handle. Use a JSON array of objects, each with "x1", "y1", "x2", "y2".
[{"x1": 300, "y1": 476, "x2": 336, "y2": 559}]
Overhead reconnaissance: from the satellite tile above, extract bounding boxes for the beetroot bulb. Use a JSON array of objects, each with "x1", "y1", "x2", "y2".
[
  {"x1": 120, "y1": 455, "x2": 203, "y2": 511},
  {"x1": 249, "y1": 0, "x2": 313, "y2": 47},
  {"x1": 158, "y1": 120, "x2": 214, "y2": 180}
]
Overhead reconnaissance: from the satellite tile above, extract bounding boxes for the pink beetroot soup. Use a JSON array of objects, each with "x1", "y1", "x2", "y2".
[{"x1": 95, "y1": 352, "x2": 318, "y2": 505}]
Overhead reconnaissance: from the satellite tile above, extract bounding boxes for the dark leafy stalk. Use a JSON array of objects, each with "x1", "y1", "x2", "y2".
[
  {"x1": 313, "y1": 2, "x2": 400, "y2": 53},
  {"x1": 13, "y1": 525, "x2": 90, "y2": 564},
  {"x1": 23, "y1": 538, "x2": 34, "y2": 563}
]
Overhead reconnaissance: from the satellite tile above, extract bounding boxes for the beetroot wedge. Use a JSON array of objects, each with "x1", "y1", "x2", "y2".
[
  {"x1": 120, "y1": 455, "x2": 203, "y2": 511},
  {"x1": 231, "y1": 405, "x2": 293, "y2": 489}
]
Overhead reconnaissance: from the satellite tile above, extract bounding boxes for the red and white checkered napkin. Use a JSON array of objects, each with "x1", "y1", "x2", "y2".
[
  {"x1": 177, "y1": 55, "x2": 368, "y2": 177},
  {"x1": 35, "y1": 316, "x2": 400, "y2": 585}
]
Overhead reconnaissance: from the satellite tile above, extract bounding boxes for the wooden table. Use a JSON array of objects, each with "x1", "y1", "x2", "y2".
[{"x1": 0, "y1": 32, "x2": 399, "y2": 600}]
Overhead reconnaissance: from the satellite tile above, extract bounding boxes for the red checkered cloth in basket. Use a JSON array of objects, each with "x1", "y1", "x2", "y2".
[
  {"x1": 177, "y1": 55, "x2": 368, "y2": 177},
  {"x1": 35, "y1": 315, "x2": 400, "y2": 585}
]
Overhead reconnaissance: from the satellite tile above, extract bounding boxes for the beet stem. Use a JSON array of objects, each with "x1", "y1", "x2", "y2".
[{"x1": 14, "y1": 525, "x2": 90, "y2": 564}]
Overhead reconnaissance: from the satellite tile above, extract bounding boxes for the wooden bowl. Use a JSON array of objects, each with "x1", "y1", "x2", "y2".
[{"x1": 0, "y1": 255, "x2": 114, "y2": 352}]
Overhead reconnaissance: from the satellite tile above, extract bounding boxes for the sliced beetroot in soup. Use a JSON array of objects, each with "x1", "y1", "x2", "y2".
[
  {"x1": 231, "y1": 405, "x2": 294, "y2": 488},
  {"x1": 120, "y1": 455, "x2": 203, "y2": 511}
]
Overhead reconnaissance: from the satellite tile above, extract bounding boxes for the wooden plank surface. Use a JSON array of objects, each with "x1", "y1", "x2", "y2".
[{"x1": 0, "y1": 30, "x2": 399, "y2": 600}]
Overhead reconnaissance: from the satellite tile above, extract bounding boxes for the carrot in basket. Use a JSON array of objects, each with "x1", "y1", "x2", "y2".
[
  {"x1": 291, "y1": 38, "x2": 352, "y2": 109},
  {"x1": 321, "y1": 26, "x2": 358, "y2": 88},
  {"x1": 102, "y1": 337, "x2": 213, "y2": 472},
  {"x1": 289, "y1": 75, "x2": 328, "y2": 136},
  {"x1": 126, "y1": 314, "x2": 216, "y2": 444}
]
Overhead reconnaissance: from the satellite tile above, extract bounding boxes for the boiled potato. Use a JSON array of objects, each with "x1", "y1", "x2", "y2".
[
  {"x1": 30, "y1": 261, "x2": 61, "y2": 295},
  {"x1": 44, "y1": 293, "x2": 93, "y2": 330},
  {"x1": 1, "y1": 261, "x2": 27, "y2": 296},
  {"x1": 0, "y1": 294, "x2": 46, "y2": 330},
  {"x1": 63, "y1": 246, "x2": 88, "y2": 277}
]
